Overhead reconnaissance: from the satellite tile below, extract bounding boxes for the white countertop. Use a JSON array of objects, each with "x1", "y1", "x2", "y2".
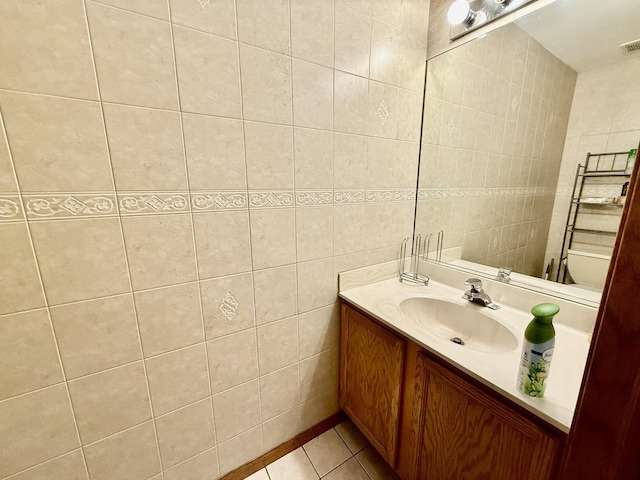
[{"x1": 339, "y1": 277, "x2": 591, "y2": 433}]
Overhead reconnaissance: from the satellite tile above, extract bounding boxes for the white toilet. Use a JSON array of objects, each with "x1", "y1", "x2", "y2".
[{"x1": 566, "y1": 249, "x2": 612, "y2": 290}]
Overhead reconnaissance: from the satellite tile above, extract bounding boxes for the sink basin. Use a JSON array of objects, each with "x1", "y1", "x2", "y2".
[{"x1": 400, "y1": 297, "x2": 519, "y2": 354}]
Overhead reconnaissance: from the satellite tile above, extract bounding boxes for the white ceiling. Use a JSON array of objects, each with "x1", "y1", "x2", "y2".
[{"x1": 515, "y1": 0, "x2": 640, "y2": 72}]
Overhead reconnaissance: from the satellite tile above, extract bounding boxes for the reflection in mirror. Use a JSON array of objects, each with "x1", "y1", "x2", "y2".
[{"x1": 415, "y1": 0, "x2": 640, "y2": 304}]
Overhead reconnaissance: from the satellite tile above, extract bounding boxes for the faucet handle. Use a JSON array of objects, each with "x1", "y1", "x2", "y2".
[{"x1": 464, "y1": 278, "x2": 483, "y2": 292}]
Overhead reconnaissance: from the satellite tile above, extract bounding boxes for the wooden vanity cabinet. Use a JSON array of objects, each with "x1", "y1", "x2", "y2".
[
  {"x1": 340, "y1": 302, "x2": 565, "y2": 480},
  {"x1": 340, "y1": 304, "x2": 405, "y2": 466}
]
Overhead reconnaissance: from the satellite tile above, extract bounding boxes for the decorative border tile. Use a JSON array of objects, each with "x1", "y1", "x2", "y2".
[
  {"x1": 248, "y1": 191, "x2": 294, "y2": 208},
  {"x1": 295, "y1": 190, "x2": 333, "y2": 206},
  {"x1": 191, "y1": 192, "x2": 247, "y2": 211},
  {"x1": 366, "y1": 190, "x2": 416, "y2": 202},
  {"x1": 0, "y1": 195, "x2": 23, "y2": 222},
  {"x1": 417, "y1": 187, "x2": 550, "y2": 200},
  {"x1": 334, "y1": 190, "x2": 365, "y2": 204},
  {"x1": 23, "y1": 194, "x2": 117, "y2": 220},
  {"x1": 118, "y1": 193, "x2": 190, "y2": 215}
]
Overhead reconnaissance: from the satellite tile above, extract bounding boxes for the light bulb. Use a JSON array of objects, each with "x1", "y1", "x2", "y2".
[{"x1": 447, "y1": 0, "x2": 475, "y2": 26}]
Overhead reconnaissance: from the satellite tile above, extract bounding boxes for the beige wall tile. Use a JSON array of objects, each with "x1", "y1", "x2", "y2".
[
  {"x1": 260, "y1": 363, "x2": 300, "y2": 421},
  {"x1": 296, "y1": 206, "x2": 334, "y2": 262},
  {"x1": 0, "y1": 309, "x2": 63, "y2": 401},
  {"x1": 164, "y1": 447, "x2": 220, "y2": 480},
  {"x1": 245, "y1": 122, "x2": 294, "y2": 190},
  {"x1": 213, "y1": 380, "x2": 261, "y2": 443},
  {"x1": 291, "y1": 0, "x2": 334, "y2": 67},
  {"x1": 262, "y1": 407, "x2": 302, "y2": 452},
  {"x1": 173, "y1": 26, "x2": 242, "y2": 118},
  {"x1": 183, "y1": 114, "x2": 246, "y2": 191},
  {"x1": 240, "y1": 46, "x2": 292, "y2": 125},
  {"x1": 193, "y1": 211, "x2": 252, "y2": 279},
  {"x1": 0, "y1": 385, "x2": 80, "y2": 478},
  {"x1": 0, "y1": 92, "x2": 112, "y2": 192},
  {"x1": 201, "y1": 273, "x2": 255, "y2": 339},
  {"x1": 294, "y1": 128, "x2": 333, "y2": 189},
  {"x1": 50, "y1": 294, "x2": 141, "y2": 380},
  {"x1": 250, "y1": 209, "x2": 297, "y2": 270},
  {"x1": 0, "y1": 0, "x2": 98, "y2": 99},
  {"x1": 237, "y1": 0, "x2": 290, "y2": 54},
  {"x1": 257, "y1": 317, "x2": 299, "y2": 375},
  {"x1": 170, "y1": 0, "x2": 235, "y2": 39},
  {"x1": 122, "y1": 214, "x2": 197, "y2": 290},
  {"x1": 217, "y1": 426, "x2": 263, "y2": 475},
  {"x1": 156, "y1": 398, "x2": 216, "y2": 469},
  {"x1": 300, "y1": 350, "x2": 338, "y2": 401},
  {"x1": 402, "y1": 0, "x2": 429, "y2": 40},
  {"x1": 68, "y1": 361, "x2": 151, "y2": 444},
  {"x1": 398, "y1": 35, "x2": 427, "y2": 93},
  {"x1": 370, "y1": 21, "x2": 401, "y2": 86},
  {"x1": 84, "y1": 421, "x2": 161, "y2": 480},
  {"x1": 92, "y1": 0, "x2": 169, "y2": 20},
  {"x1": 207, "y1": 329, "x2": 258, "y2": 394},
  {"x1": 146, "y1": 344, "x2": 210, "y2": 416},
  {"x1": 333, "y1": 133, "x2": 367, "y2": 189},
  {"x1": 7, "y1": 449, "x2": 88, "y2": 480},
  {"x1": 334, "y1": 3, "x2": 371, "y2": 78},
  {"x1": 253, "y1": 265, "x2": 298, "y2": 325},
  {"x1": 292, "y1": 61, "x2": 333, "y2": 131},
  {"x1": 342, "y1": 0, "x2": 372, "y2": 14},
  {"x1": 0, "y1": 118, "x2": 17, "y2": 192},
  {"x1": 334, "y1": 71, "x2": 368, "y2": 135},
  {"x1": 0, "y1": 222, "x2": 45, "y2": 315},
  {"x1": 334, "y1": 204, "x2": 366, "y2": 256},
  {"x1": 372, "y1": 0, "x2": 402, "y2": 28},
  {"x1": 300, "y1": 392, "x2": 339, "y2": 431},
  {"x1": 397, "y1": 90, "x2": 423, "y2": 142},
  {"x1": 103, "y1": 104, "x2": 187, "y2": 191},
  {"x1": 134, "y1": 283, "x2": 204, "y2": 357},
  {"x1": 367, "y1": 81, "x2": 398, "y2": 139},
  {"x1": 30, "y1": 218, "x2": 130, "y2": 305},
  {"x1": 296, "y1": 259, "x2": 337, "y2": 313},
  {"x1": 87, "y1": 2, "x2": 178, "y2": 110},
  {"x1": 299, "y1": 305, "x2": 339, "y2": 359}
]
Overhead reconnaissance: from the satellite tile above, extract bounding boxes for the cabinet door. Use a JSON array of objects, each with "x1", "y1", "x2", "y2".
[
  {"x1": 415, "y1": 353, "x2": 561, "y2": 480},
  {"x1": 340, "y1": 304, "x2": 405, "y2": 466}
]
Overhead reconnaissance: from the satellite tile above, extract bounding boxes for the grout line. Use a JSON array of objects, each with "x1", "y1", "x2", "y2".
[
  {"x1": 165, "y1": 0, "x2": 221, "y2": 473},
  {"x1": 300, "y1": 444, "x2": 322, "y2": 479},
  {"x1": 82, "y1": 1, "x2": 166, "y2": 477},
  {"x1": 0, "y1": 79, "x2": 93, "y2": 480},
  {"x1": 2, "y1": 448, "x2": 86, "y2": 480}
]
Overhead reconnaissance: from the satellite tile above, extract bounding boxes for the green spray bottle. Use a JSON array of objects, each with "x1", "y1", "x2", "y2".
[{"x1": 517, "y1": 303, "x2": 559, "y2": 398}]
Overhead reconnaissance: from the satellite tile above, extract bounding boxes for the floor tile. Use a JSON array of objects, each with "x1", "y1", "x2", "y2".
[
  {"x1": 303, "y1": 429, "x2": 352, "y2": 477},
  {"x1": 323, "y1": 457, "x2": 370, "y2": 480},
  {"x1": 356, "y1": 445, "x2": 400, "y2": 480},
  {"x1": 267, "y1": 448, "x2": 319, "y2": 480},
  {"x1": 335, "y1": 420, "x2": 369, "y2": 454},
  {"x1": 244, "y1": 468, "x2": 270, "y2": 480}
]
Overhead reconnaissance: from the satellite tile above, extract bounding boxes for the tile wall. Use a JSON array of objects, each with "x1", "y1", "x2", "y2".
[
  {"x1": 0, "y1": 0, "x2": 429, "y2": 478},
  {"x1": 416, "y1": 23, "x2": 576, "y2": 276},
  {"x1": 544, "y1": 54, "x2": 640, "y2": 271}
]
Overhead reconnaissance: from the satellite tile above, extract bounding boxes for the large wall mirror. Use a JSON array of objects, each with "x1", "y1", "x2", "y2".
[{"x1": 415, "y1": 0, "x2": 640, "y2": 305}]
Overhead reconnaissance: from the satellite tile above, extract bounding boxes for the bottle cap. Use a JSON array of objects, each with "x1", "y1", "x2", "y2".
[{"x1": 531, "y1": 303, "x2": 560, "y2": 324}]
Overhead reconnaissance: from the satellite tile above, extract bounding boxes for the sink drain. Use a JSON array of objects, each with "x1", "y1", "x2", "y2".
[{"x1": 450, "y1": 337, "x2": 465, "y2": 346}]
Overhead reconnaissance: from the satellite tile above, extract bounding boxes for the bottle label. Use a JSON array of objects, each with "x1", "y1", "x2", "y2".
[{"x1": 517, "y1": 338, "x2": 555, "y2": 398}]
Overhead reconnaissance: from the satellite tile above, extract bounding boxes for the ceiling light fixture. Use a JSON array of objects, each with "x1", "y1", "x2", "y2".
[{"x1": 447, "y1": 0, "x2": 476, "y2": 26}]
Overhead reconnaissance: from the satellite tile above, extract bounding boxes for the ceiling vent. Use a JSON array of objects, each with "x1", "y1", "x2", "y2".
[{"x1": 621, "y1": 39, "x2": 640, "y2": 53}]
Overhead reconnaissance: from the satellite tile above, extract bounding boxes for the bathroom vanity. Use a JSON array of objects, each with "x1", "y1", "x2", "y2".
[{"x1": 338, "y1": 266, "x2": 593, "y2": 480}]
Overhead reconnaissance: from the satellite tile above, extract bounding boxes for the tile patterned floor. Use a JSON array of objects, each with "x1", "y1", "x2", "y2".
[{"x1": 243, "y1": 420, "x2": 400, "y2": 480}]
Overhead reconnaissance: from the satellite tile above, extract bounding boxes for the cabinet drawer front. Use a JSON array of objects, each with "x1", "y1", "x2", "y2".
[{"x1": 340, "y1": 305, "x2": 405, "y2": 466}]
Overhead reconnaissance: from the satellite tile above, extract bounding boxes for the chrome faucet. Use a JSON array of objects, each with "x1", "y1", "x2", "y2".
[{"x1": 462, "y1": 278, "x2": 500, "y2": 310}]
